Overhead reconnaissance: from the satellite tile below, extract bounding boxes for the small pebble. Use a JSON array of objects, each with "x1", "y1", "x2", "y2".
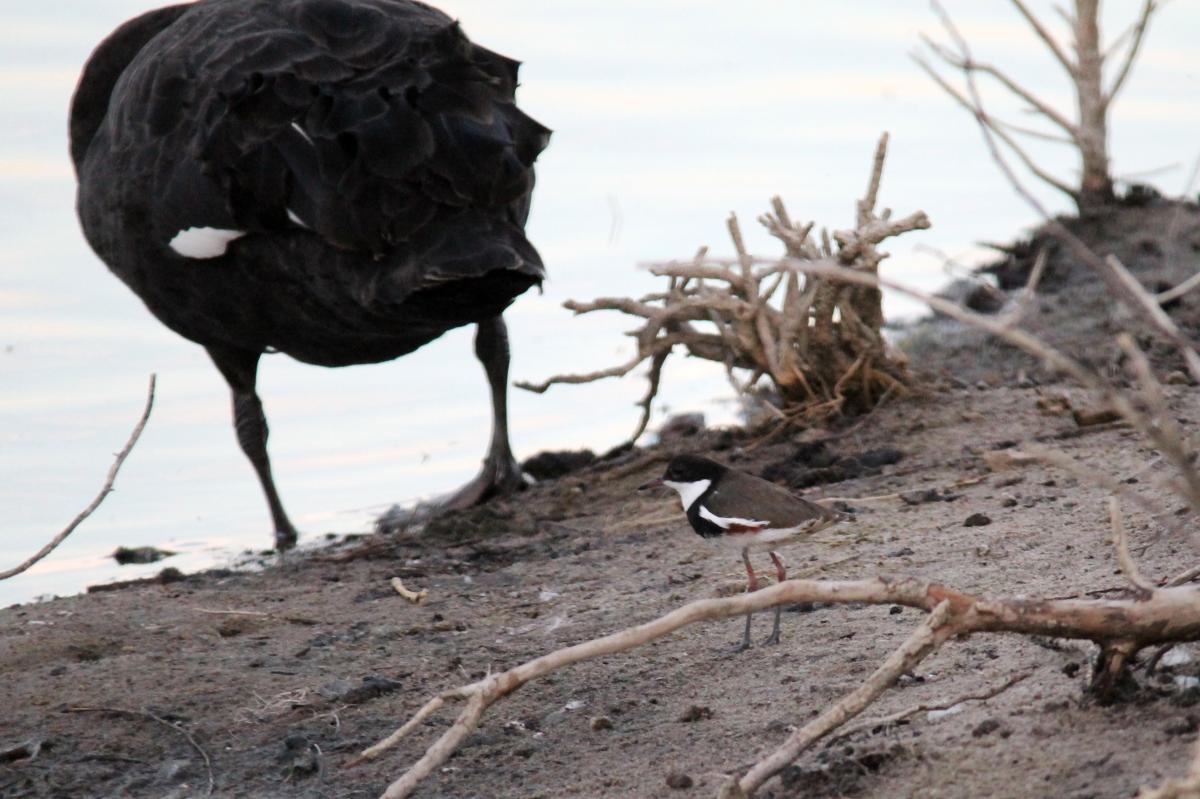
[
  {"x1": 963, "y1": 513, "x2": 993, "y2": 527},
  {"x1": 679, "y1": 705, "x2": 713, "y2": 723},
  {"x1": 900, "y1": 489, "x2": 941, "y2": 506},
  {"x1": 1165, "y1": 716, "x2": 1199, "y2": 736},
  {"x1": 972, "y1": 718, "x2": 1002, "y2": 737},
  {"x1": 1166, "y1": 371, "x2": 1190, "y2": 386},
  {"x1": 666, "y1": 772, "x2": 694, "y2": 790},
  {"x1": 112, "y1": 545, "x2": 175, "y2": 565},
  {"x1": 590, "y1": 716, "x2": 613, "y2": 732}
]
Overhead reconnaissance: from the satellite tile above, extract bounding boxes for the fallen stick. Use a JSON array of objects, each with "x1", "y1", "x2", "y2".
[
  {"x1": 1, "y1": 375, "x2": 156, "y2": 581},
  {"x1": 390, "y1": 577, "x2": 428, "y2": 605},
  {"x1": 353, "y1": 575, "x2": 1200, "y2": 798},
  {"x1": 189, "y1": 607, "x2": 322, "y2": 626}
]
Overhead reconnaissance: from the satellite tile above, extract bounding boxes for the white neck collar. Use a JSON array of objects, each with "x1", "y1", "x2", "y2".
[{"x1": 663, "y1": 479, "x2": 711, "y2": 511}]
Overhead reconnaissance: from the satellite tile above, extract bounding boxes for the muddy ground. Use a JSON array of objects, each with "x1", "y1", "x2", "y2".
[{"x1": 5, "y1": 197, "x2": 1200, "y2": 799}]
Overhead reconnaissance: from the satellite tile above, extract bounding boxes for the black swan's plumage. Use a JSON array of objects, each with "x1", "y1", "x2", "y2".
[
  {"x1": 71, "y1": 0, "x2": 550, "y2": 365},
  {"x1": 71, "y1": 0, "x2": 550, "y2": 547}
]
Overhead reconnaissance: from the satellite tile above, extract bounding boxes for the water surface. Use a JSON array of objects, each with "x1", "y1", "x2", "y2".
[{"x1": 3, "y1": 1, "x2": 1198, "y2": 604}]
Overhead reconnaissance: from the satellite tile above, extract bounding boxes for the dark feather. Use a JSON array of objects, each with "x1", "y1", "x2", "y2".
[
  {"x1": 704, "y1": 469, "x2": 836, "y2": 529},
  {"x1": 72, "y1": 0, "x2": 550, "y2": 366}
]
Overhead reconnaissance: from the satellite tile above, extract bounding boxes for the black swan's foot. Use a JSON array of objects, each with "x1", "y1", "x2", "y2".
[
  {"x1": 274, "y1": 525, "x2": 299, "y2": 552},
  {"x1": 440, "y1": 452, "x2": 529, "y2": 511},
  {"x1": 376, "y1": 453, "x2": 530, "y2": 532}
]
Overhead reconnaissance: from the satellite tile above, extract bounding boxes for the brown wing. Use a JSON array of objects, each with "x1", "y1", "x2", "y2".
[{"x1": 705, "y1": 470, "x2": 835, "y2": 529}]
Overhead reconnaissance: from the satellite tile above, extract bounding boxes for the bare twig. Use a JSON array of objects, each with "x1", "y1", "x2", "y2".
[
  {"x1": 67, "y1": 705, "x2": 213, "y2": 796},
  {"x1": 1107, "y1": 1, "x2": 1158, "y2": 104},
  {"x1": 1, "y1": 375, "x2": 156, "y2": 581},
  {"x1": 1156, "y1": 271, "x2": 1200, "y2": 308},
  {"x1": 912, "y1": 52, "x2": 1077, "y2": 199},
  {"x1": 189, "y1": 607, "x2": 322, "y2": 625},
  {"x1": 1110, "y1": 497, "x2": 1156, "y2": 593},
  {"x1": 920, "y1": 33, "x2": 1077, "y2": 137},
  {"x1": 1023, "y1": 444, "x2": 1196, "y2": 550},
  {"x1": 1116, "y1": 333, "x2": 1200, "y2": 515},
  {"x1": 829, "y1": 669, "x2": 1033, "y2": 745},
  {"x1": 1009, "y1": 0, "x2": 1075, "y2": 76},
  {"x1": 1166, "y1": 565, "x2": 1200, "y2": 589},
  {"x1": 998, "y1": 246, "x2": 1049, "y2": 329}
]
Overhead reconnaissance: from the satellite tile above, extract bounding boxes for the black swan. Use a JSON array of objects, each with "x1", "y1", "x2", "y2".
[{"x1": 70, "y1": 0, "x2": 551, "y2": 549}]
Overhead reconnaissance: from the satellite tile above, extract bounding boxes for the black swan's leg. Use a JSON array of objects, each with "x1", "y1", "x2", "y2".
[
  {"x1": 440, "y1": 315, "x2": 528, "y2": 509},
  {"x1": 207, "y1": 346, "x2": 298, "y2": 550}
]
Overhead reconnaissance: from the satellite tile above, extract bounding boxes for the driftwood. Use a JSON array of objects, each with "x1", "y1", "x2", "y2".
[
  {"x1": 517, "y1": 134, "x2": 928, "y2": 441},
  {"x1": 351, "y1": 577, "x2": 1200, "y2": 799}
]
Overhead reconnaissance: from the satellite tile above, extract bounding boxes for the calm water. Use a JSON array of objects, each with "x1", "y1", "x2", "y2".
[{"x1": 3, "y1": 1, "x2": 1198, "y2": 605}]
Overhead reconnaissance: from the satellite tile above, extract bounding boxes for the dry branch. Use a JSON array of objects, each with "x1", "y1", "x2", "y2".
[
  {"x1": 517, "y1": 135, "x2": 928, "y2": 441},
  {"x1": 780, "y1": 250, "x2": 1200, "y2": 530},
  {"x1": 359, "y1": 576, "x2": 1200, "y2": 798},
  {"x1": 918, "y1": 0, "x2": 1166, "y2": 211},
  {"x1": 0, "y1": 374, "x2": 156, "y2": 581},
  {"x1": 1110, "y1": 497, "x2": 1156, "y2": 593}
]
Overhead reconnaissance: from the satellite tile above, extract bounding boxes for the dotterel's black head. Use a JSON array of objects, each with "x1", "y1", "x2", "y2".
[{"x1": 661, "y1": 454, "x2": 728, "y2": 485}]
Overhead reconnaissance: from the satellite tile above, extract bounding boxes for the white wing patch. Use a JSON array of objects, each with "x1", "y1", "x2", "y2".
[
  {"x1": 290, "y1": 121, "x2": 313, "y2": 145},
  {"x1": 663, "y1": 479, "x2": 710, "y2": 511},
  {"x1": 286, "y1": 208, "x2": 311, "y2": 229},
  {"x1": 168, "y1": 227, "x2": 246, "y2": 259},
  {"x1": 698, "y1": 505, "x2": 769, "y2": 530}
]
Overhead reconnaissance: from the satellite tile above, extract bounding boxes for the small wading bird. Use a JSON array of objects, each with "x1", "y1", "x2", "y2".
[
  {"x1": 70, "y1": 0, "x2": 550, "y2": 549},
  {"x1": 644, "y1": 454, "x2": 842, "y2": 651}
]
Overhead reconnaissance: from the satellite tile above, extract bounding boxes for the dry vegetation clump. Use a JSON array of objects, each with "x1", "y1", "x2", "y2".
[{"x1": 518, "y1": 134, "x2": 929, "y2": 441}]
